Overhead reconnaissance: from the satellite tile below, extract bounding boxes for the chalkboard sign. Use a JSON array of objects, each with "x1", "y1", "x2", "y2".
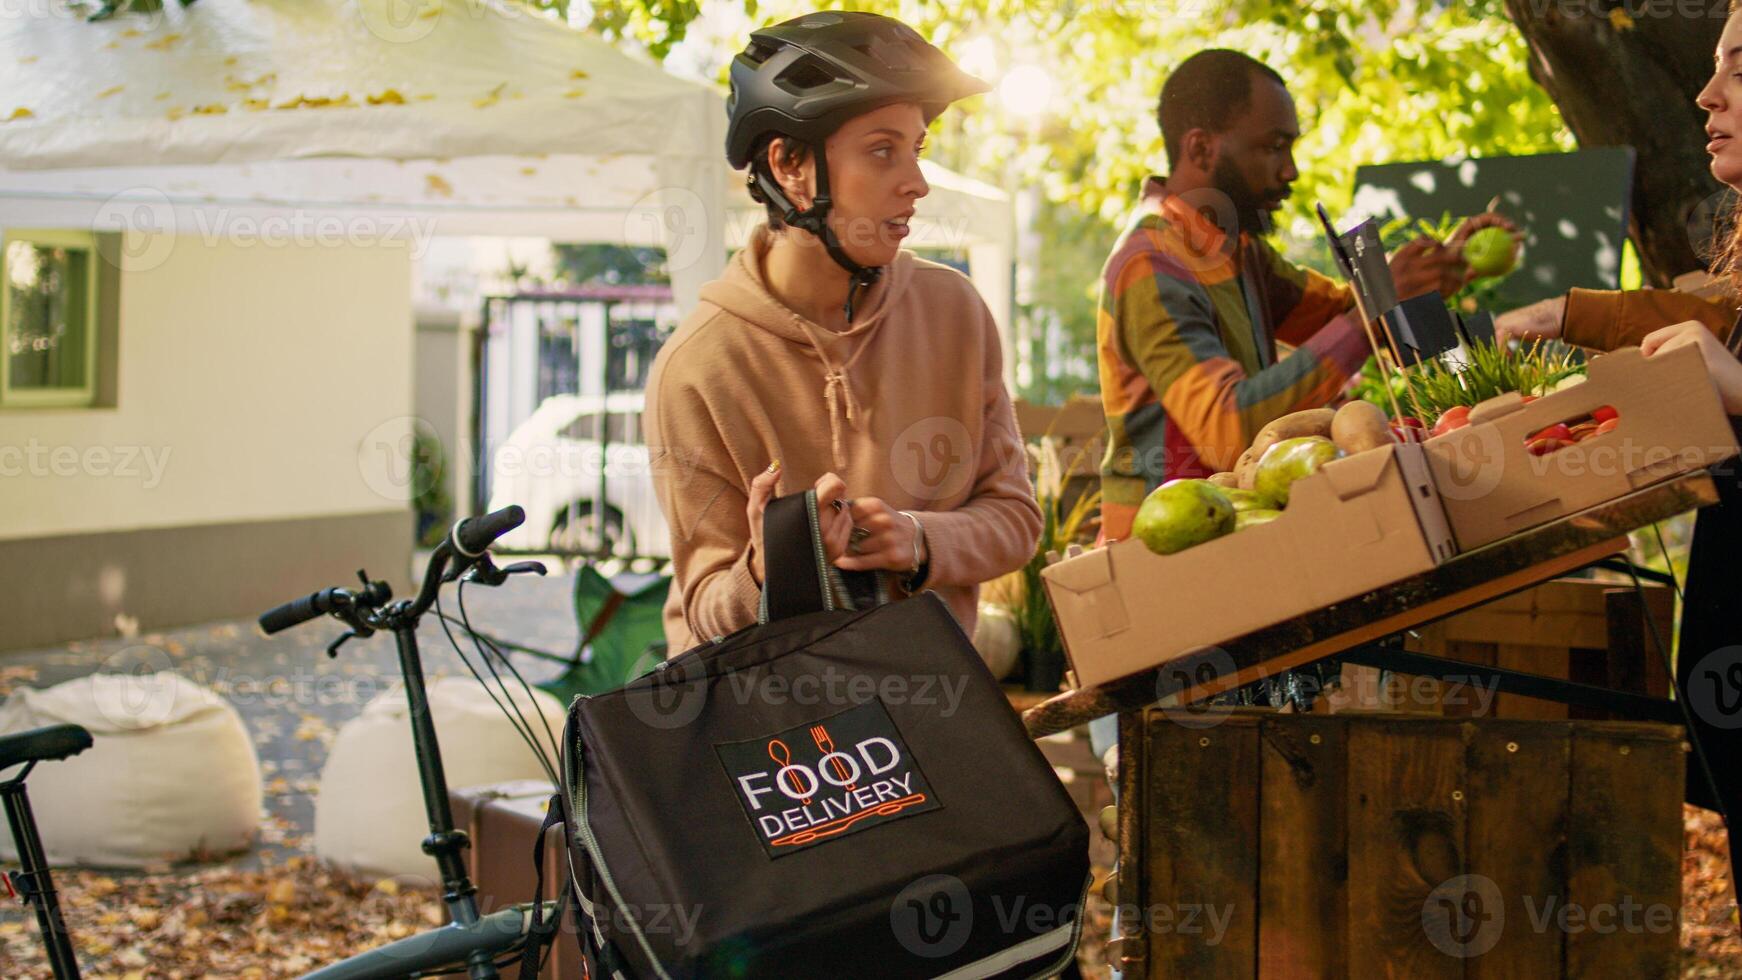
[{"x1": 1351, "y1": 148, "x2": 1636, "y2": 310}]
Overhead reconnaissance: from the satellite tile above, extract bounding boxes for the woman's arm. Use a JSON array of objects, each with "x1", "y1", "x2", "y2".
[
  {"x1": 1563, "y1": 288, "x2": 1736, "y2": 351},
  {"x1": 909, "y1": 311, "x2": 1045, "y2": 589},
  {"x1": 1499, "y1": 288, "x2": 1737, "y2": 351}
]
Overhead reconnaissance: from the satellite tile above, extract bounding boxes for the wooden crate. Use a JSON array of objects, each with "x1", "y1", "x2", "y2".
[
  {"x1": 1112, "y1": 709, "x2": 1684, "y2": 979},
  {"x1": 1389, "y1": 577, "x2": 1674, "y2": 719}
]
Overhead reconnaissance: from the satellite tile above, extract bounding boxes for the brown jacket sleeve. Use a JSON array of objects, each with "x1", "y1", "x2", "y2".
[
  {"x1": 915, "y1": 307, "x2": 1045, "y2": 590},
  {"x1": 1561, "y1": 287, "x2": 1738, "y2": 351}
]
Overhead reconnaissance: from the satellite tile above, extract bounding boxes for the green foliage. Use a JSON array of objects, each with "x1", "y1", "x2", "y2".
[
  {"x1": 607, "y1": 0, "x2": 1570, "y2": 237},
  {"x1": 412, "y1": 428, "x2": 453, "y2": 549},
  {"x1": 1018, "y1": 199, "x2": 1116, "y2": 404},
  {"x1": 585, "y1": 0, "x2": 705, "y2": 60},
  {"x1": 561, "y1": 0, "x2": 1573, "y2": 391},
  {"x1": 1349, "y1": 354, "x2": 1409, "y2": 417},
  {"x1": 1015, "y1": 441, "x2": 1101, "y2": 659},
  {"x1": 521, "y1": 0, "x2": 701, "y2": 59},
  {"x1": 552, "y1": 243, "x2": 670, "y2": 285}
]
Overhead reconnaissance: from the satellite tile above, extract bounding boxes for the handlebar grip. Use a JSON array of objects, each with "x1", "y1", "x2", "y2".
[
  {"x1": 258, "y1": 587, "x2": 346, "y2": 635},
  {"x1": 453, "y1": 505, "x2": 525, "y2": 556}
]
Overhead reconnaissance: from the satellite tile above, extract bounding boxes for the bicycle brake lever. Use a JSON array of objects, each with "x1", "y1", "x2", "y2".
[
  {"x1": 326, "y1": 629, "x2": 370, "y2": 659},
  {"x1": 500, "y1": 561, "x2": 547, "y2": 577},
  {"x1": 459, "y1": 557, "x2": 508, "y2": 587}
]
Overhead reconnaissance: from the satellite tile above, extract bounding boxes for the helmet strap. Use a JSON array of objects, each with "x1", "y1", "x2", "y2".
[{"x1": 749, "y1": 142, "x2": 884, "y2": 323}]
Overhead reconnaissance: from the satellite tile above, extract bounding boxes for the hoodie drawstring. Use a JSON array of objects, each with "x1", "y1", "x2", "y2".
[
  {"x1": 796, "y1": 317, "x2": 873, "y2": 469},
  {"x1": 822, "y1": 369, "x2": 861, "y2": 468}
]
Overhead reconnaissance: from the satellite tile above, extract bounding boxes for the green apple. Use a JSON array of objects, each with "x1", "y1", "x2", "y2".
[{"x1": 1463, "y1": 226, "x2": 1518, "y2": 279}]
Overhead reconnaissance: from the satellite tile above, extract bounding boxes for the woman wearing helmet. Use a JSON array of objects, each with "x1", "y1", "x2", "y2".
[{"x1": 645, "y1": 11, "x2": 1043, "y2": 654}]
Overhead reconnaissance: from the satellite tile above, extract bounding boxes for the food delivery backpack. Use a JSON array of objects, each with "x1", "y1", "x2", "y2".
[{"x1": 557, "y1": 490, "x2": 1092, "y2": 978}]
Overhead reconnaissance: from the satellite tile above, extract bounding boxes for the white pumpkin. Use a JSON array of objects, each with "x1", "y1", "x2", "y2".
[{"x1": 972, "y1": 603, "x2": 1022, "y2": 681}]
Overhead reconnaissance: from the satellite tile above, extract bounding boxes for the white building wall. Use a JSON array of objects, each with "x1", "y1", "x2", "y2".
[{"x1": 0, "y1": 231, "x2": 415, "y2": 541}]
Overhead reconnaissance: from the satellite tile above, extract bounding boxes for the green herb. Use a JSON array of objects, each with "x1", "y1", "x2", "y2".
[{"x1": 1403, "y1": 339, "x2": 1582, "y2": 426}]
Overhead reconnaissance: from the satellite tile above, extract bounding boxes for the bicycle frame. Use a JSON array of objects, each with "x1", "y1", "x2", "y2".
[
  {"x1": 280, "y1": 513, "x2": 556, "y2": 980},
  {"x1": 292, "y1": 596, "x2": 547, "y2": 980},
  {"x1": 2, "y1": 766, "x2": 81, "y2": 980}
]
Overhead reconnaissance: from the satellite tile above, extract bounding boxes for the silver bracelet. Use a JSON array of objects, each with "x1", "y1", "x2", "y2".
[{"x1": 899, "y1": 511, "x2": 926, "y2": 578}]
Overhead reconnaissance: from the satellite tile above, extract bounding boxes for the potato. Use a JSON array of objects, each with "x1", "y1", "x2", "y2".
[
  {"x1": 1330, "y1": 400, "x2": 1396, "y2": 455},
  {"x1": 1206, "y1": 471, "x2": 1239, "y2": 488},
  {"x1": 1234, "y1": 447, "x2": 1260, "y2": 491},
  {"x1": 1248, "y1": 408, "x2": 1336, "y2": 464}
]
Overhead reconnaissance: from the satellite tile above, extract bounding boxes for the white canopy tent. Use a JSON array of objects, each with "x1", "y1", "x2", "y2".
[{"x1": 0, "y1": 0, "x2": 1014, "y2": 329}]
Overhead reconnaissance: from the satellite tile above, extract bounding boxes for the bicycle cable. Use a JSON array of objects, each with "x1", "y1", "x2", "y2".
[
  {"x1": 1648, "y1": 520, "x2": 1687, "y2": 602},
  {"x1": 434, "y1": 589, "x2": 558, "y2": 786},
  {"x1": 456, "y1": 581, "x2": 562, "y2": 777}
]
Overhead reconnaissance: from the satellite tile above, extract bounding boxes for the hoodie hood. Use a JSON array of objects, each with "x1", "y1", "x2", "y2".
[{"x1": 698, "y1": 224, "x2": 915, "y2": 467}]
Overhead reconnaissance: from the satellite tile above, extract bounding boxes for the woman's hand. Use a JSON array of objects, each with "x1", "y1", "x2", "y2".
[
  {"x1": 1494, "y1": 296, "x2": 1566, "y2": 348},
  {"x1": 747, "y1": 465, "x2": 855, "y2": 583},
  {"x1": 814, "y1": 473, "x2": 854, "y2": 564},
  {"x1": 833, "y1": 497, "x2": 924, "y2": 574},
  {"x1": 1641, "y1": 320, "x2": 1742, "y2": 414},
  {"x1": 745, "y1": 461, "x2": 780, "y2": 584}
]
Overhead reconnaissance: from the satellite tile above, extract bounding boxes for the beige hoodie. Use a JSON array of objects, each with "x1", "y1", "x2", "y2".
[{"x1": 645, "y1": 226, "x2": 1043, "y2": 655}]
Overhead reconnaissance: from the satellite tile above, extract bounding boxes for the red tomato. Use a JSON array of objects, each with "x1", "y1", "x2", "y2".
[
  {"x1": 1527, "y1": 437, "x2": 1573, "y2": 456},
  {"x1": 1591, "y1": 405, "x2": 1620, "y2": 424},
  {"x1": 1528, "y1": 423, "x2": 1574, "y2": 445},
  {"x1": 1431, "y1": 406, "x2": 1473, "y2": 437},
  {"x1": 1394, "y1": 416, "x2": 1425, "y2": 430}
]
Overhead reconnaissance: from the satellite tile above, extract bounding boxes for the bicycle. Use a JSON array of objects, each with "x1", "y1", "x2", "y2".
[
  {"x1": 2, "y1": 505, "x2": 567, "y2": 980},
  {"x1": 262, "y1": 504, "x2": 567, "y2": 980},
  {"x1": 1, "y1": 722, "x2": 93, "y2": 979}
]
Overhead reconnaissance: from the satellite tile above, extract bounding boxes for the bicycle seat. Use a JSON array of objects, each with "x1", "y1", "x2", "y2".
[{"x1": 0, "y1": 724, "x2": 94, "y2": 773}]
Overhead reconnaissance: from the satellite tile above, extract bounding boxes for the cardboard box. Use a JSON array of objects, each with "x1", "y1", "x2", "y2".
[
  {"x1": 1422, "y1": 344, "x2": 1739, "y2": 551},
  {"x1": 1042, "y1": 443, "x2": 1455, "y2": 690}
]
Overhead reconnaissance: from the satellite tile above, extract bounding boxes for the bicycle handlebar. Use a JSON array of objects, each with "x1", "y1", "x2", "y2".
[
  {"x1": 258, "y1": 587, "x2": 348, "y2": 636},
  {"x1": 258, "y1": 504, "x2": 526, "y2": 636},
  {"x1": 452, "y1": 505, "x2": 525, "y2": 557}
]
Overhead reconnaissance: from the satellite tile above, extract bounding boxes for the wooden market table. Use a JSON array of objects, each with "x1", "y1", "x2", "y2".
[
  {"x1": 1021, "y1": 471, "x2": 1717, "y2": 740},
  {"x1": 1022, "y1": 471, "x2": 1723, "y2": 977}
]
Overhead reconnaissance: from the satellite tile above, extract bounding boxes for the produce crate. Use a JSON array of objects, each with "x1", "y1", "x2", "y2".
[
  {"x1": 1110, "y1": 710, "x2": 1685, "y2": 979},
  {"x1": 1394, "y1": 577, "x2": 1675, "y2": 720},
  {"x1": 1423, "y1": 345, "x2": 1738, "y2": 551},
  {"x1": 1043, "y1": 443, "x2": 1455, "y2": 690}
]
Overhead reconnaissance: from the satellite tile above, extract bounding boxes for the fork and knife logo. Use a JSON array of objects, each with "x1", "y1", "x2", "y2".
[{"x1": 766, "y1": 724, "x2": 860, "y2": 805}]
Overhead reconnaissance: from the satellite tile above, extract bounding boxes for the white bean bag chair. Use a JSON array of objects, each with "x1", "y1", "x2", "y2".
[
  {"x1": 314, "y1": 677, "x2": 567, "y2": 878},
  {"x1": 0, "y1": 672, "x2": 263, "y2": 867}
]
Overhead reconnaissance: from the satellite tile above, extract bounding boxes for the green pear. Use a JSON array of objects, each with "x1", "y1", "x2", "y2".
[
  {"x1": 1235, "y1": 508, "x2": 1283, "y2": 531},
  {"x1": 1132, "y1": 480, "x2": 1235, "y2": 556},
  {"x1": 1254, "y1": 436, "x2": 1340, "y2": 508}
]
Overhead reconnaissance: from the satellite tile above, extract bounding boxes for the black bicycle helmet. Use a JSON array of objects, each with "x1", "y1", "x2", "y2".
[{"x1": 725, "y1": 11, "x2": 988, "y2": 320}]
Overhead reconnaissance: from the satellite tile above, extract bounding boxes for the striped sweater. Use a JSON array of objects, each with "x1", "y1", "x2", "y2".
[{"x1": 1097, "y1": 177, "x2": 1371, "y2": 540}]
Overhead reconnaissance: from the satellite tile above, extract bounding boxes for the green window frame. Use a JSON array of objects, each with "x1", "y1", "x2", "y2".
[{"x1": 1, "y1": 228, "x2": 100, "y2": 408}]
